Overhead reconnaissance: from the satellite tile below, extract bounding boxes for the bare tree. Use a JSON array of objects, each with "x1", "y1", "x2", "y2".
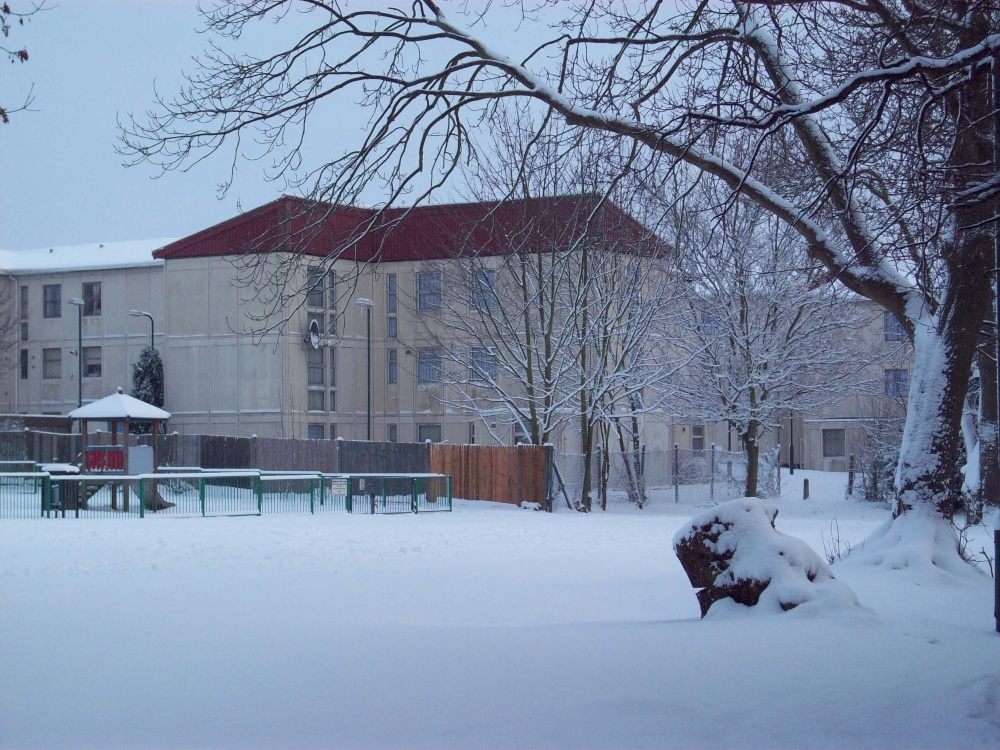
[
  {"x1": 1, "y1": 2, "x2": 44, "y2": 125},
  {"x1": 667, "y1": 178, "x2": 878, "y2": 497},
  {"x1": 0, "y1": 277, "x2": 19, "y2": 377},
  {"x1": 121, "y1": 1, "x2": 1000, "y2": 546},
  {"x1": 415, "y1": 116, "x2": 677, "y2": 510}
]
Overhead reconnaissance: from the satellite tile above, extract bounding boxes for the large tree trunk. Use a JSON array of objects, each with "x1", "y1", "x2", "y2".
[
  {"x1": 741, "y1": 423, "x2": 760, "y2": 498},
  {"x1": 895, "y1": 250, "x2": 993, "y2": 518},
  {"x1": 976, "y1": 345, "x2": 998, "y2": 514}
]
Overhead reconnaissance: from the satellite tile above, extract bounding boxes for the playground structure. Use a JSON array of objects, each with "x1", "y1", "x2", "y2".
[{"x1": 67, "y1": 388, "x2": 173, "y2": 513}]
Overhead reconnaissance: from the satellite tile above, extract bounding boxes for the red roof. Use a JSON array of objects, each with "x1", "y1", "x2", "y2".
[{"x1": 154, "y1": 194, "x2": 661, "y2": 263}]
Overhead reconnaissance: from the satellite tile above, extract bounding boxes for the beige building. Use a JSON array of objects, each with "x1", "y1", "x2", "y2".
[{"x1": 0, "y1": 196, "x2": 912, "y2": 469}]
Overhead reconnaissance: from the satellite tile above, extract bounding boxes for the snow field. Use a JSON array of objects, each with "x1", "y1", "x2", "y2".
[{"x1": 1, "y1": 471, "x2": 998, "y2": 749}]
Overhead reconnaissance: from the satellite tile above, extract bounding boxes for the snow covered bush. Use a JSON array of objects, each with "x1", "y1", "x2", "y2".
[{"x1": 673, "y1": 498, "x2": 862, "y2": 617}]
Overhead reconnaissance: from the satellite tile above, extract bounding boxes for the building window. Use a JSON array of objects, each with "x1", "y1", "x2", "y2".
[
  {"x1": 417, "y1": 423, "x2": 442, "y2": 443},
  {"x1": 387, "y1": 348, "x2": 398, "y2": 384},
  {"x1": 328, "y1": 424, "x2": 338, "y2": 440},
  {"x1": 417, "y1": 347, "x2": 443, "y2": 383},
  {"x1": 387, "y1": 424, "x2": 398, "y2": 443},
  {"x1": 691, "y1": 425, "x2": 705, "y2": 454},
  {"x1": 823, "y1": 428, "x2": 846, "y2": 458},
  {"x1": 417, "y1": 271, "x2": 442, "y2": 312},
  {"x1": 306, "y1": 266, "x2": 326, "y2": 309},
  {"x1": 20, "y1": 322, "x2": 27, "y2": 341},
  {"x1": 19, "y1": 349, "x2": 28, "y2": 380},
  {"x1": 700, "y1": 310, "x2": 717, "y2": 335},
  {"x1": 329, "y1": 390, "x2": 337, "y2": 412},
  {"x1": 470, "y1": 346, "x2": 497, "y2": 382},
  {"x1": 468, "y1": 421, "x2": 476, "y2": 445},
  {"x1": 307, "y1": 424, "x2": 325, "y2": 440},
  {"x1": 387, "y1": 273, "x2": 397, "y2": 314},
  {"x1": 470, "y1": 269, "x2": 496, "y2": 310},
  {"x1": 326, "y1": 270, "x2": 338, "y2": 310},
  {"x1": 82, "y1": 282, "x2": 101, "y2": 316},
  {"x1": 19, "y1": 286, "x2": 28, "y2": 319},
  {"x1": 308, "y1": 389, "x2": 325, "y2": 411},
  {"x1": 329, "y1": 347, "x2": 337, "y2": 388},
  {"x1": 307, "y1": 347, "x2": 325, "y2": 386},
  {"x1": 82, "y1": 346, "x2": 102, "y2": 377},
  {"x1": 387, "y1": 316, "x2": 397, "y2": 338},
  {"x1": 43, "y1": 285, "x2": 61, "y2": 318},
  {"x1": 886, "y1": 368, "x2": 909, "y2": 398},
  {"x1": 42, "y1": 348, "x2": 61, "y2": 379},
  {"x1": 884, "y1": 312, "x2": 907, "y2": 342},
  {"x1": 512, "y1": 422, "x2": 528, "y2": 446}
]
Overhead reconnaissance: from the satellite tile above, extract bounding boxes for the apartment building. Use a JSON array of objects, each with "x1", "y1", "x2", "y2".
[{"x1": 0, "y1": 195, "x2": 912, "y2": 468}]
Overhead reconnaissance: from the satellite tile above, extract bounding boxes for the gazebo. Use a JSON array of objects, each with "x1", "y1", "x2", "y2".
[{"x1": 68, "y1": 387, "x2": 171, "y2": 475}]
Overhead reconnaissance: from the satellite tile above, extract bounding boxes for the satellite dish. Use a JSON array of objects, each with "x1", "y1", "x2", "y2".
[{"x1": 305, "y1": 319, "x2": 321, "y2": 349}]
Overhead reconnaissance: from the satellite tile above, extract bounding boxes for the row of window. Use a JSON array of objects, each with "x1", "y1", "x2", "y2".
[
  {"x1": 306, "y1": 423, "x2": 441, "y2": 442},
  {"x1": 34, "y1": 282, "x2": 102, "y2": 319},
  {"x1": 19, "y1": 347, "x2": 102, "y2": 380},
  {"x1": 415, "y1": 347, "x2": 497, "y2": 383},
  {"x1": 699, "y1": 310, "x2": 910, "y2": 344},
  {"x1": 415, "y1": 270, "x2": 497, "y2": 312},
  {"x1": 305, "y1": 346, "x2": 497, "y2": 388}
]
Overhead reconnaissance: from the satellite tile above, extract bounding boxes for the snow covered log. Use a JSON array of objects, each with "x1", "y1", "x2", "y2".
[{"x1": 673, "y1": 499, "x2": 860, "y2": 617}]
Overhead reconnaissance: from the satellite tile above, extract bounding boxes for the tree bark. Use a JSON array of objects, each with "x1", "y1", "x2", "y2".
[{"x1": 742, "y1": 423, "x2": 760, "y2": 498}]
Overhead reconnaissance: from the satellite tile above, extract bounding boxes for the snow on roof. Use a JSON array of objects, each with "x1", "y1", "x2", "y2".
[
  {"x1": 0, "y1": 239, "x2": 173, "y2": 275},
  {"x1": 68, "y1": 388, "x2": 171, "y2": 421}
]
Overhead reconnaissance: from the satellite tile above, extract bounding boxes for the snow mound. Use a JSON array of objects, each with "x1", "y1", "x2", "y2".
[
  {"x1": 840, "y1": 506, "x2": 982, "y2": 581},
  {"x1": 673, "y1": 498, "x2": 863, "y2": 618}
]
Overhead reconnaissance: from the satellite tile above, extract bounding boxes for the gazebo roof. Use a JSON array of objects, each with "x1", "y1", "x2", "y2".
[{"x1": 68, "y1": 388, "x2": 171, "y2": 421}]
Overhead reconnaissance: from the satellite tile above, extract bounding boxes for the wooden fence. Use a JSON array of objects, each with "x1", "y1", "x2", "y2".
[
  {"x1": 430, "y1": 444, "x2": 551, "y2": 506},
  {"x1": 0, "y1": 431, "x2": 552, "y2": 508}
]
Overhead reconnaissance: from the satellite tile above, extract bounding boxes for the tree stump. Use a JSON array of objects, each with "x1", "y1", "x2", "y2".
[{"x1": 673, "y1": 498, "x2": 857, "y2": 617}]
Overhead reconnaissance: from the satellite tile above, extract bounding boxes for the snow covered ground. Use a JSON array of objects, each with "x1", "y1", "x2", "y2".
[{"x1": 1, "y1": 470, "x2": 997, "y2": 749}]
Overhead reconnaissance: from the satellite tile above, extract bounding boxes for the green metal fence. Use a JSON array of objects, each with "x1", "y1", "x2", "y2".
[
  {"x1": 0, "y1": 470, "x2": 450, "y2": 519},
  {"x1": 342, "y1": 474, "x2": 452, "y2": 515}
]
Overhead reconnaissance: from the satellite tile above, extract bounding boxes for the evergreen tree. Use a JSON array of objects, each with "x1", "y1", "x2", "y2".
[{"x1": 131, "y1": 347, "x2": 164, "y2": 434}]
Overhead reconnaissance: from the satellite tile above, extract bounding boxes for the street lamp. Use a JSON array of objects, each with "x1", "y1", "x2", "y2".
[
  {"x1": 128, "y1": 309, "x2": 154, "y2": 350},
  {"x1": 355, "y1": 297, "x2": 374, "y2": 441},
  {"x1": 67, "y1": 298, "x2": 84, "y2": 407}
]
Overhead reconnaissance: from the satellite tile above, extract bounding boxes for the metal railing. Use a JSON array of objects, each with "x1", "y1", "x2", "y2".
[{"x1": 0, "y1": 470, "x2": 451, "y2": 520}]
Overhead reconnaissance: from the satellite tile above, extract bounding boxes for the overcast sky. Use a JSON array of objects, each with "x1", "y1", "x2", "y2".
[
  {"x1": 2, "y1": 1, "x2": 564, "y2": 252},
  {"x1": 2, "y1": 1, "x2": 267, "y2": 249}
]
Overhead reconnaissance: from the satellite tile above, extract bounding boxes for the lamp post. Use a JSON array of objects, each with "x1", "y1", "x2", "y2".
[
  {"x1": 355, "y1": 297, "x2": 374, "y2": 441},
  {"x1": 68, "y1": 298, "x2": 84, "y2": 407},
  {"x1": 128, "y1": 309, "x2": 154, "y2": 351}
]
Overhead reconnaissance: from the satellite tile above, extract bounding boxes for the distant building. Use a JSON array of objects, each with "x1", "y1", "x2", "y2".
[{"x1": 0, "y1": 196, "x2": 911, "y2": 469}]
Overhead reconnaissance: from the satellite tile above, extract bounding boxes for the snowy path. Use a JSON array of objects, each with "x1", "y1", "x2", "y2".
[{"x1": 2, "y1": 474, "x2": 998, "y2": 748}]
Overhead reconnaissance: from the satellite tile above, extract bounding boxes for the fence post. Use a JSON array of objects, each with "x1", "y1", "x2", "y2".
[
  {"x1": 710, "y1": 444, "x2": 716, "y2": 504},
  {"x1": 310, "y1": 478, "x2": 316, "y2": 514},
  {"x1": 595, "y1": 446, "x2": 603, "y2": 511},
  {"x1": 412, "y1": 477, "x2": 418, "y2": 514},
  {"x1": 544, "y1": 445, "x2": 554, "y2": 513},
  {"x1": 447, "y1": 474, "x2": 453, "y2": 511},
  {"x1": 199, "y1": 477, "x2": 206, "y2": 517},
  {"x1": 639, "y1": 444, "x2": 646, "y2": 504},
  {"x1": 346, "y1": 476, "x2": 353, "y2": 514},
  {"x1": 257, "y1": 475, "x2": 263, "y2": 516},
  {"x1": 139, "y1": 477, "x2": 145, "y2": 519},
  {"x1": 673, "y1": 444, "x2": 679, "y2": 504},
  {"x1": 776, "y1": 447, "x2": 781, "y2": 495},
  {"x1": 43, "y1": 474, "x2": 50, "y2": 518},
  {"x1": 848, "y1": 454, "x2": 856, "y2": 496}
]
